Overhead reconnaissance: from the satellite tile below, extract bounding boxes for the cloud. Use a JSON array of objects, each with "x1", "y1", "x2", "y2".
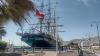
[
  {"x1": 77, "y1": 0, "x2": 97, "y2": 6},
  {"x1": 0, "y1": 0, "x2": 8, "y2": 6},
  {"x1": 78, "y1": 0, "x2": 89, "y2": 5}
]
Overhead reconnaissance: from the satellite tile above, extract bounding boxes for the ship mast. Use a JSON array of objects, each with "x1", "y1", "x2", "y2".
[
  {"x1": 39, "y1": 0, "x2": 44, "y2": 33},
  {"x1": 47, "y1": 0, "x2": 59, "y2": 52},
  {"x1": 16, "y1": 0, "x2": 64, "y2": 49},
  {"x1": 46, "y1": 0, "x2": 51, "y2": 33}
]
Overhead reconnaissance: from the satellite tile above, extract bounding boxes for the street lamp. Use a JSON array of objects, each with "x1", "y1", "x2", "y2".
[{"x1": 91, "y1": 21, "x2": 100, "y2": 48}]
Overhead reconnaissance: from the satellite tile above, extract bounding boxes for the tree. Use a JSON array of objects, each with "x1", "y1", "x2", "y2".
[
  {"x1": 67, "y1": 42, "x2": 79, "y2": 49},
  {"x1": 0, "y1": 0, "x2": 35, "y2": 26},
  {"x1": 0, "y1": 27, "x2": 6, "y2": 40},
  {"x1": 0, "y1": 40, "x2": 7, "y2": 52}
]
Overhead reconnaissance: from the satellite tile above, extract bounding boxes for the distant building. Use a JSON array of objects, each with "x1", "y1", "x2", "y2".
[{"x1": 70, "y1": 37, "x2": 100, "y2": 49}]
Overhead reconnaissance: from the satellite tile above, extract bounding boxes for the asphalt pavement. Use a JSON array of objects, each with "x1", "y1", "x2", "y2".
[
  {"x1": 58, "y1": 49, "x2": 97, "y2": 56},
  {"x1": 22, "y1": 49, "x2": 97, "y2": 56},
  {"x1": 79, "y1": 50, "x2": 97, "y2": 56}
]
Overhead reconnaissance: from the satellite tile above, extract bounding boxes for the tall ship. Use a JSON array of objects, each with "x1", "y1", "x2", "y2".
[{"x1": 16, "y1": 0, "x2": 63, "y2": 49}]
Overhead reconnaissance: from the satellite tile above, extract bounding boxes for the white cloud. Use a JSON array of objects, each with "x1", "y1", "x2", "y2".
[
  {"x1": 78, "y1": 0, "x2": 89, "y2": 5},
  {"x1": 0, "y1": 0, "x2": 8, "y2": 6},
  {"x1": 77, "y1": 0, "x2": 97, "y2": 6}
]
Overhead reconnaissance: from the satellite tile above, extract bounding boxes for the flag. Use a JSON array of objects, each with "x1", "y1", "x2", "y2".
[{"x1": 35, "y1": 9, "x2": 45, "y2": 21}]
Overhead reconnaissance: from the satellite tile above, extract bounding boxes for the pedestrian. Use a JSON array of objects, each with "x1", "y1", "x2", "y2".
[{"x1": 79, "y1": 49, "x2": 83, "y2": 56}]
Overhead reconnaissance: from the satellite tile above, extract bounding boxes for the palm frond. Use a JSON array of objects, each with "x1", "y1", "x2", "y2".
[{"x1": 0, "y1": 0, "x2": 35, "y2": 26}]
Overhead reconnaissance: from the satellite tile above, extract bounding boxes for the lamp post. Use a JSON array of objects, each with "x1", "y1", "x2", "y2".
[{"x1": 91, "y1": 21, "x2": 100, "y2": 48}]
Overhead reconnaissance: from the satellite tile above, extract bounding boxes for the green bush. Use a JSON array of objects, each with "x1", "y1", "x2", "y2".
[{"x1": 0, "y1": 41, "x2": 7, "y2": 51}]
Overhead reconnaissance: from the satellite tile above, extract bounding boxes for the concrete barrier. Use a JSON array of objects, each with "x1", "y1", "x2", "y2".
[{"x1": 0, "y1": 53, "x2": 22, "y2": 56}]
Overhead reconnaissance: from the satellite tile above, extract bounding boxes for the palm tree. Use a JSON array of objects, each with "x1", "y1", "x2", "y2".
[
  {"x1": 0, "y1": 0, "x2": 35, "y2": 26},
  {"x1": 0, "y1": 27, "x2": 6, "y2": 40}
]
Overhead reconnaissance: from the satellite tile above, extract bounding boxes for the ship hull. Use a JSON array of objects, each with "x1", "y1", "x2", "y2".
[{"x1": 21, "y1": 33, "x2": 56, "y2": 49}]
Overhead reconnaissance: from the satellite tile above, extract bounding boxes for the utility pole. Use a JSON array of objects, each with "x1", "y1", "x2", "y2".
[
  {"x1": 54, "y1": 9, "x2": 58, "y2": 54},
  {"x1": 96, "y1": 23, "x2": 100, "y2": 48},
  {"x1": 91, "y1": 22, "x2": 100, "y2": 49}
]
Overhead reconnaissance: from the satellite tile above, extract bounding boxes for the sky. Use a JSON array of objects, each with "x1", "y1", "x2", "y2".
[{"x1": 2, "y1": 0, "x2": 100, "y2": 46}]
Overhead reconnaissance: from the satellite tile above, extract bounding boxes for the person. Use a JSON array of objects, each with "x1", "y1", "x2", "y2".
[
  {"x1": 77, "y1": 46, "x2": 80, "y2": 54},
  {"x1": 79, "y1": 49, "x2": 83, "y2": 56}
]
